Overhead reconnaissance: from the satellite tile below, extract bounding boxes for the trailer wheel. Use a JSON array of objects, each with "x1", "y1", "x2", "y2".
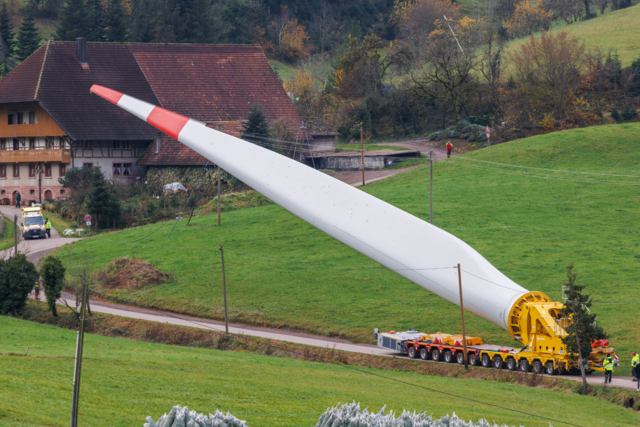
[
  {"x1": 419, "y1": 348, "x2": 429, "y2": 360},
  {"x1": 469, "y1": 353, "x2": 477, "y2": 366},
  {"x1": 493, "y1": 356, "x2": 503, "y2": 369},
  {"x1": 407, "y1": 346, "x2": 418, "y2": 359},
  {"x1": 532, "y1": 361, "x2": 543, "y2": 374},
  {"x1": 432, "y1": 349, "x2": 441, "y2": 361},
  {"x1": 519, "y1": 359, "x2": 530, "y2": 372},
  {"x1": 506, "y1": 357, "x2": 517, "y2": 371},
  {"x1": 546, "y1": 362, "x2": 557, "y2": 376},
  {"x1": 481, "y1": 354, "x2": 491, "y2": 368},
  {"x1": 444, "y1": 351, "x2": 454, "y2": 363},
  {"x1": 456, "y1": 352, "x2": 466, "y2": 364}
]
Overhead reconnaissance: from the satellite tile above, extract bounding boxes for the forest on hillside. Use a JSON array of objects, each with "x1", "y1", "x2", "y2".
[{"x1": 0, "y1": 0, "x2": 639, "y2": 143}]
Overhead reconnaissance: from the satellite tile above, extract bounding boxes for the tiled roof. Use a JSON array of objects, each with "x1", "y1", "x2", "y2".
[
  {"x1": 138, "y1": 121, "x2": 246, "y2": 166},
  {"x1": 0, "y1": 42, "x2": 304, "y2": 164},
  {"x1": 302, "y1": 117, "x2": 339, "y2": 136}
]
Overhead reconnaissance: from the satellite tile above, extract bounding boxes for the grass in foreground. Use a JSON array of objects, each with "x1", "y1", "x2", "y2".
[
  {"x1": 1, "y1": 316, "x2": 638, "y2": 427},
  {"x1": 53, "y1": 123, "x2": 640, "y2": 373}
]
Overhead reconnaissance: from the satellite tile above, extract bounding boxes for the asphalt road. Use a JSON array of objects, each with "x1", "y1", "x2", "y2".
[
  {"x1": 38, "y1": 293, "x2": 639, "y2": 392},
  {"x1": 0, "y1": 205, "x2": 81, "y2": 262}
]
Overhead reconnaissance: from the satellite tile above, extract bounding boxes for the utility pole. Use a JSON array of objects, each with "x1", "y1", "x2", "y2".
[
  {"x1": 70, "y1": 282, "x2": 89, "y2": 427},
  {"x1": 428, "y1": 151, "x2": 434, "y2": 224},
  {"x1": 360, "y1": 127, "x2": 365, "y2": 186},
  {"x1": 14, "y1": 214, "x2": 18, "y2": 256},
  {"x1": 38, "y1": 164, "x2": 42, "y2": 204},
  {"x1": 217, "y1": 165, "x2": 221, "y2": 226},
  {"x1": 219, "y1": 244, "x2": 229, "y2": 335},
  {"x1": 457, "y1": 263, "x2": 468, "y2": 370}
]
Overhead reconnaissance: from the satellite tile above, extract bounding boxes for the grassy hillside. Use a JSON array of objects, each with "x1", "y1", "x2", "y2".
[
  {"x1": 2, "y1": 316, "x2": 639, "y2": 427},
  {"x1": 505, "y1": 4, "x2": 640, "y2": 66},
  {"x1": 53, "y1": 123, "x2": 640, "y2": 371}
]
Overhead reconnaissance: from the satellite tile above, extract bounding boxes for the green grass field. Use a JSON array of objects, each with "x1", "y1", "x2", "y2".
[
  {"x1": 53, "y1": 123, "x2": 640, "y2": 373},
  {"x1": 1, "y1": 316, "x2": 638, "y2": 427},
  {"x1": 505, "y1": 4, "x2": 640, "y2": 66}
]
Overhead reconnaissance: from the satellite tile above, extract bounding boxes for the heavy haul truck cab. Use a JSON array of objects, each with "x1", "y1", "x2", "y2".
[{"x1": 20, "y1": 207, "x2": 46, "y2": 240}]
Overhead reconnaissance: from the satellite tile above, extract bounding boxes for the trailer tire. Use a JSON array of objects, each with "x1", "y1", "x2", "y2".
[
  {"x1": 493, "y1": 356, "x2": 503, "y2": 369},
  {"x1": 532, "y1": 361, "x2": 543, "y2": 374},
  {"x1": 519, "y1": 359, "x2": 530, "y2": 372},
  {"x1": 456, "y1": 352, "x2": 465, "y2": 364},
  {"x1": 546, "y1": 362, "x2": 557, "y2": 376},
  {"x1": 420, "y1": 348, "x2": 429, "y2": 360},
  {"x1": 444, "y1": 351, "x2": 454, "y2": 363},
  {"x1": 481, "y1": 354, "x2": 491, "y2": 368},
  {"x1": 469, "y1": 353, "x2": 477, "y2": 366},
  {"x1": 408, "y1": 346, "x2": 418, "y2": 359},
  {"x1": 506, "y1": 357, "x2": 517, "y2": 371},
  {"x1": 432, "y1": 349, "x2": 441, "y2": 361}
]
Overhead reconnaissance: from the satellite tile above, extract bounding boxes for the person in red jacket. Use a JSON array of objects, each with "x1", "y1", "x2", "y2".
[{"x1": 446, "y1": 141, "x2": 453, "y2": 158}]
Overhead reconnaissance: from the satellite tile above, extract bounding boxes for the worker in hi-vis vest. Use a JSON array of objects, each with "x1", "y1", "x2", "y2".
[
  {"x1": 632, "y1": 352, "x2": 639, "y2": 381},
  {"x1": 45, "y1": 219, "x2": 51, "y2": 238},
  {"x1": 603, "y1": 354, "x2": 615, "y2": 384}
]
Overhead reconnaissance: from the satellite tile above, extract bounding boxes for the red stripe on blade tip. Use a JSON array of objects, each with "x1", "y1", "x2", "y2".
[
  {"x1": 146, "y1": 107, "x2": 190, "y2": 140},
  {"x1": 90, "y1": 85, "x2": 124, "y2": 104}
]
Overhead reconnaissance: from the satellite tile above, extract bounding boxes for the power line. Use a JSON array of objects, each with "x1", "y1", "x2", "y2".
[
  {"x1": 447, "y1": 160, "x2": 640, "y2": 186},
  {"x1": 459, "y1": 268, "x2": 526, "y2": 293},
  {"x1": 83, "y1": 290, "x2": 579, "y2": 427},
  {"x1": 454, "y1": 157, "x2": 640, "y2": 178}
]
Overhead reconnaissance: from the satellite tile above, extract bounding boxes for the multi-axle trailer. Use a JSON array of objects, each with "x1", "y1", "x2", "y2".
[{"x1": 89, "y1": 85, "x2": 614, "y2": 376}]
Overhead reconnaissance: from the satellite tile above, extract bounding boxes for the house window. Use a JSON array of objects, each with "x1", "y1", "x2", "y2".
[
  {"x1": 29, "y1": 138, "x2": 36, "y2": 150},
  {"x1": 28, "y1": 111, "x2": 36, "y2": 124},
  {"x1": 8, "y1": 113, "x2": 15, "y2": 124},
  {"x1": 59, "y1": 164, "x2": 66, "y2": 176},
  {"x1": 45, "y1": 164, "x2": 51, "y2": 177},
  {"x1": 122, "y1": 142, "x2": 130, "y2": 149},
  {"x1": 113, "y1": 141, "x2": 121, "y2": 149},
  {"x1": 83, "y1": 162, "x2": 93, "y2": 169},
  {"x1": 84, "y1": 141, "x2": 91, "y2": 149},
  {"x1": 113, "y1": 163, "x2": 122, "y2": 176},
  {"x1": 13, "y1": 139, "x2": 19, "y2": 150},
  {"x1": 0, "y1": 139, "x2": 5, "y2": 150},
  {"x1": 13, "y1": 164, "x2": 19, "y2": 177},
  {"x1": 123, "y1": 163, "x2": 131, "y2": 176},
  {"x1": 29, "y1": 163, "x2": 37, "y2": 177},
  {"x1": 30, "y1": 189, "x2": 35, "y2": 194},
  {"x1": 0, "y1": 164, "x2": 6, "y2": 178},
  {"x1": 46, "y1": 137, "x2": 54, "y2": 149},
  {"x1": 60, "y1": 189, "x2": 65, "y2": 194}
]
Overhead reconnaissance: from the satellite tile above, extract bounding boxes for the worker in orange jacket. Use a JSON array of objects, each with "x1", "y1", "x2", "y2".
[{"x1": 446, "y1": 141, "x2": 453, "y2": 158}]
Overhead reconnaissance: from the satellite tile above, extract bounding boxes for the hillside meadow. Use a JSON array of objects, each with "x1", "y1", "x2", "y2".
[
  {"x1": 53, "y1": 123, "x2": 640, "y2": 372},
  {"x1": 1, "y1": 316, "x2": 639, "y2": 427}
]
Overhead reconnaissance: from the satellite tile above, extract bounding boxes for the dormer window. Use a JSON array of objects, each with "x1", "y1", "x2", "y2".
[{"x1": 8, "y1": 110, "x2": 36, "y2": 125}]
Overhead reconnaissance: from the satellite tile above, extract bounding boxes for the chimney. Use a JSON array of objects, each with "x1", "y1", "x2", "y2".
[{"x1": 76, "y1": 37, "x2": 87, "y2": 65}]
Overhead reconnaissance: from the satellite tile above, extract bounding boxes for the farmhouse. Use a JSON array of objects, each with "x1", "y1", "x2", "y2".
[{"x1": 0, "y1": 39, "x2": 304, "y2": 206}]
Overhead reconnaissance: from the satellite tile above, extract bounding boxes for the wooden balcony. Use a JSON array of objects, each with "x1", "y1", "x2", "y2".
[{"x1": 0, "y1": 149, "x2": 71, "y2": 163}]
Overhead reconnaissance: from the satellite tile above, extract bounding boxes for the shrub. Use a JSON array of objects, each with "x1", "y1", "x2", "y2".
[
  {"x1": 40, "y1": 255, "x2": 66, "y2": 318},
  {"x1": 621, "y1": 105, "x2": 638, "y2": 121},
  {"x1": 466, "y1": 115, "x2": 492, "y2": 126},
  {"x1": 0, "y1": 254, "x2": 39, "y2": 315},
  {"x1": 611, "y1": 107, "x2": 621, "y2": 123},
  {"x1": 144, "y1": 405, "x2": 248, "y2": 427},
  {"x1": 317, "y1": 402, "x2": 524, "y2": 427}
]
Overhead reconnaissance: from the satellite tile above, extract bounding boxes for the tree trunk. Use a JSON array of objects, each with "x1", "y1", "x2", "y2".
[{"x1": 584, "y1": 0, "x2": 592, "y2": 17}]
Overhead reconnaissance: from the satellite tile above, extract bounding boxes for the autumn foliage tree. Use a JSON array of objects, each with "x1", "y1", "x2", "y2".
[
  {"x1": 510, "y1": 31, "x2": 585, "y2": 119},
  {"x1": 504, "y1": 0, "x2": 552, "y2": 38},
  {"x1": 271, "y1": 6, "x2": 310, "y2": 62}
]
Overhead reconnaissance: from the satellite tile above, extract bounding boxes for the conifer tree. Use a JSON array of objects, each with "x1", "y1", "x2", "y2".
[
  {"x1": 184, "y1": 0, "x2": 214, "y2": 43},
  {"x1": 560, "y1": 263, "x2": 607, "y2": 393},
  {"x1": 15, "y1": 9, "x2": 41, "y2": 61},
  {"x1": 86, "y1": 167, "x2": 121, "y2": 230},
  {"x1": 105, "y1": 0, "x2": 127, "y2": 42},
  {"x1": 242, "y1": 104, "x2": 272, "y2": 150},
  {"x1": 0, "y1": 3, "x2": 14, "y2": 56},
  {"x1": 55, "y1": 0, "x2": 90, "y2": 41},
  {"x1": 128, "y1": 0, "x2": 153, "y2": 42},
  {"x1": 86, "y1": 0, "x2": 106, "y2": 41}
]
